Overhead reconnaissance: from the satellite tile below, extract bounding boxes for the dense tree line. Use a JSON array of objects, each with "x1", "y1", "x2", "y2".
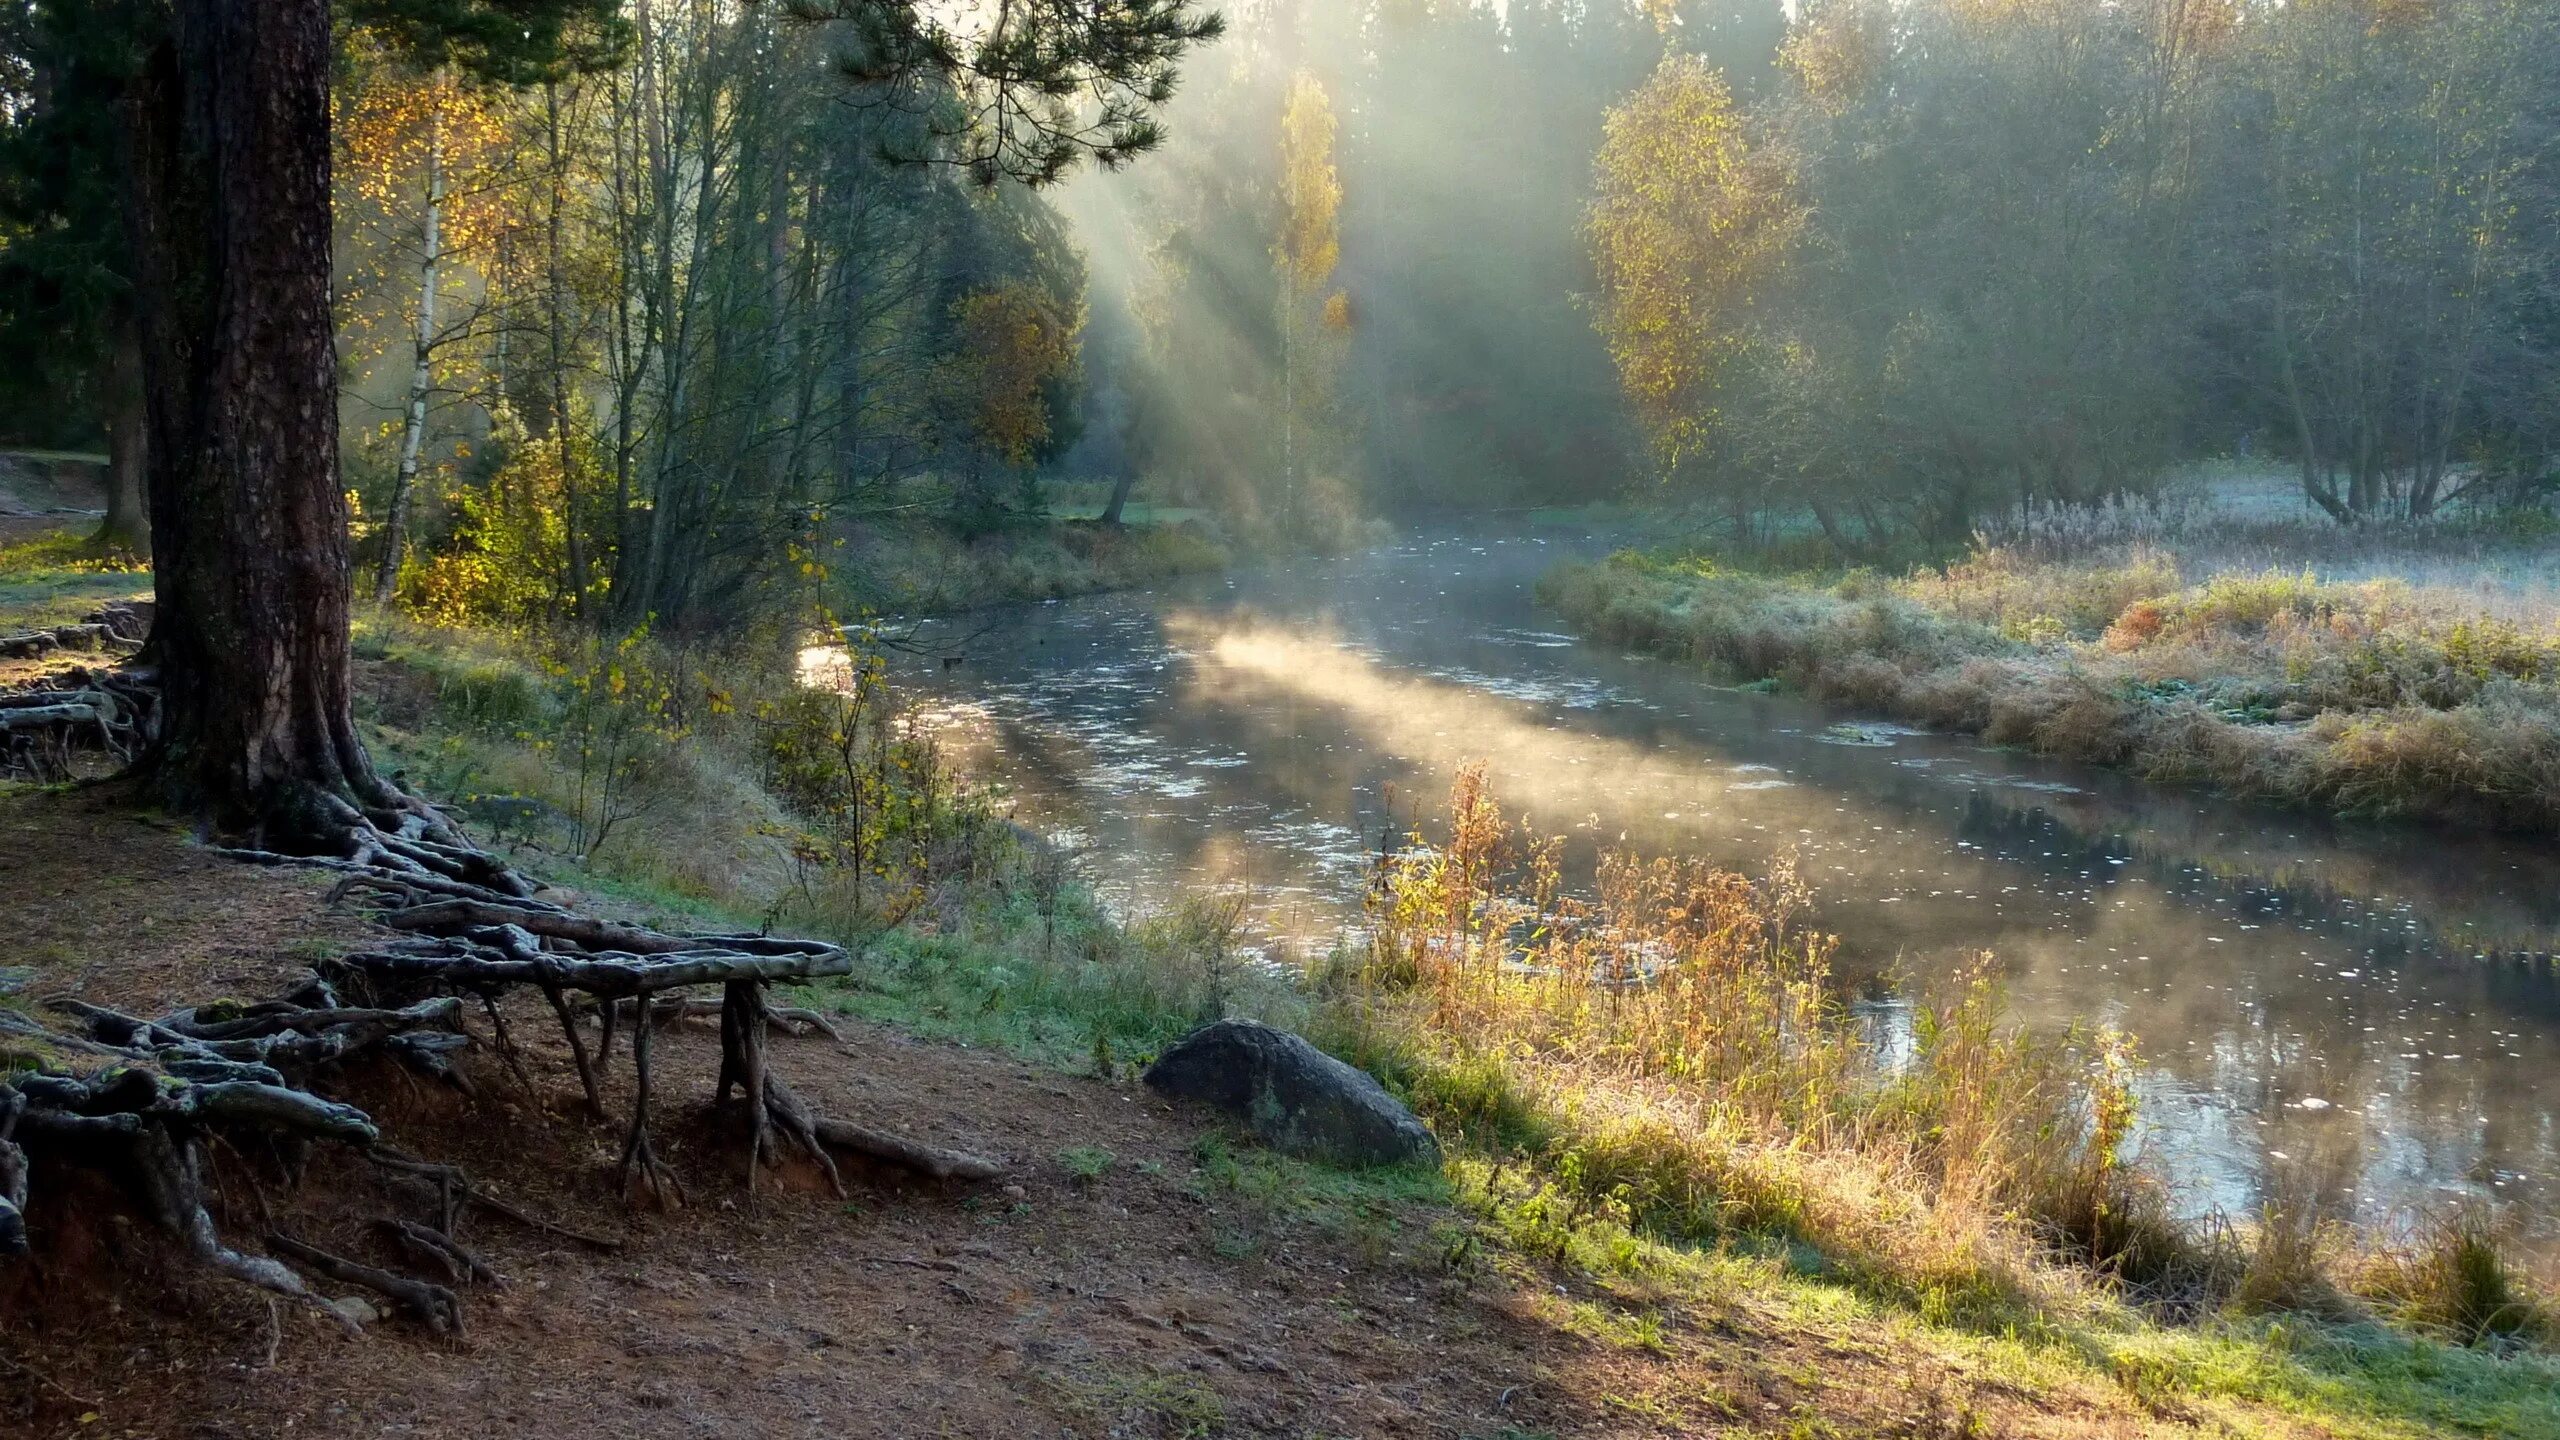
[
  {"x1": 333, "y1": 5, "x2": 1110, "y2": 631},
  {"x1": 1593, "y1": 0, "x2": 2560, "y2": 537},
  {"x1": 0, "y1": 0, "x2": 1213, "y2": 839},
  {"x1": 3, "y1": 0, "x2": 1209, "y2": 642},
  {"x1": 6, "y1": 0, "x2": 2554, "y2": 836}
]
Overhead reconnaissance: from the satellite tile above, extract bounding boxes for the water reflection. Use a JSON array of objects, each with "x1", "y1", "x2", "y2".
[{"x1": 868, "y1": 536, "x2": 2560, "y2": 1244}]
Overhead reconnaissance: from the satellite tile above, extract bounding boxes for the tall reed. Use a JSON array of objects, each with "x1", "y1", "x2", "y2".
[{"x1": 1351, "y1": 766, "x2": 2184, "y2": 1314}]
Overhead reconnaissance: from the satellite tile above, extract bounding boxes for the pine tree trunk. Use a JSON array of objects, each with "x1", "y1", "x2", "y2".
[
  {"x1": 121, "y1": 0, "x2": 407, "y2": 843},
  {"x1": 94, "y1": 310, "x2": 151, "y2": 560}
]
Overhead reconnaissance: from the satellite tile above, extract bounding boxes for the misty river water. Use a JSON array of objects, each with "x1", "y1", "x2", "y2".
[{"x1": 872, "y1": 531, "x2": 2560, "y2": 1245}]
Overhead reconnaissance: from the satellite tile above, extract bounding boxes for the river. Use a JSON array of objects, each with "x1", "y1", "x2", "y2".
[{"x1": 876, "y1": 532, "x2": 2560, "y2": 1245}]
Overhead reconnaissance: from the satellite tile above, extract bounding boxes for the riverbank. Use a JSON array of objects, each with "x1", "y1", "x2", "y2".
[
  {"x1": 1540, "y1": 512, "x2": 2560, "y2": 834},
  {"x1": 21, "y1": 768, "x2": 2545, "y2": 1440},
  {"x1": 354, "y1": 619, "x2": 2560, "y2": 1431},
  {"x1": 7, "y1": 535, "x2": 2556, "y2": 1434}
]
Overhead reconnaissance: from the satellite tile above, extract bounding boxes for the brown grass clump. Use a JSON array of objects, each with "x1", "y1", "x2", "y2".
[
  {"x1": 2227, "y1": 1198, "x2": 2340, "y2": 1318},
  {"x1": 2218, "y1": 1144, "x2": 2364, "y2": 1319},
  {"x1": 1900, "y1": 543, "x2": 2181, "y2": 639},
  {"x1": 2350, "y1": 1205, "x2": 2551, "y2": 1347},
  {"x1": 2102, "y1": 598, "x2": 2165, "y2": 651},
  {"x1": 1348, "y1": 768, "x2": 2560, "y2": 1345}
]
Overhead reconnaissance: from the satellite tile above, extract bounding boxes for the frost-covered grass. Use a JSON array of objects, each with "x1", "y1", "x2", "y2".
[
  {"x1": 1308, "y1": 768, "x2": 2558, "y2": 1437},
  {"x1": 1542, "y1": 486, "x2": 2560, "y2": 832},
  {"x1": 1980, "y1": 467, "x2": 2560, "y2": 626}
]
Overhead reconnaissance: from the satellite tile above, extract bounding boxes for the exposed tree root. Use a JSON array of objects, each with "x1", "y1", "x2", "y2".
[
  {"x1": 268, "y1": 1232, "x2": 463, "y2": 1335},
  {"x1": 365, "y1": 1149, "x2": 625, "y2": 1253},
  {"x1": 383, "y1": 1217, "x2": 503, "y2": 1287},
  {"x1": 719, "y1": 980, "x2": 777, "y2": 1198},
  {"x1": 804, "y1": 1115, "x2": 1007, "y2": 1182},
  {"x1": 540, "y1": 981, "x2": 606, "y2": 1119},
  {"x1": 0, "y1": 657, "x2": 159, "y2": 781},
  {"x1": 0, "y1": 603, "x2": 144, "y2": 663},
  {"x1": 128, "y1": 1127, "x2": 354, "y2": 1335},
  {"x1": 2, "y1": 787, "x2": 999, "y2": 1340},
  {"x1": 591, "y1": 993, "x2": 847, "y2": 1043},
  {"x1": 758, "y1": 1074, "x2": 846, "y2": 1195},
  {"x1": 618, "y1": 1010, "x2": 686, "y2": 1209},
  {"x1": 0, "y1": 1091, "x2": 28, "y2": 1256}
]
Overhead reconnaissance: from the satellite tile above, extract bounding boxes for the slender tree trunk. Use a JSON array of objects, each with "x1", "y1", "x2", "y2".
[
  {"x1": 2274, "y1": 306, "x2": 2347, "y2": 523},
  {"x1": 1100, "y1": 471, "x2": 1137, "y2": 526},
  {"x1": 93, "y1": 309, "x2": 151, "y2": 560},
  {"x1": 605, "y1": 68, "x2": 641, "y2": 589},
  {"x1": 621, "y1": 17, "x2": 722, "y2": 629},
  {"x1": 544, "y1": 82, "x2": 590, "y2": 617},
  {"x1": 376, "y1": 74, "x2": 448, "y2": 605},
  {"x1": 1806, "y1": 494, "x2": 1845, "y2": 550},
  {"x1": 832, "y1": 163, "x2": 867, "y2": 492},
  {"x1": 1281, "y1": 293, "x2": 1295, "y2": 534},
  {"x1": 122, "y1": 0, "x2": 407, "y2": 843},
  {"x1": 610, "y1": 0, "x2": 679, "y2": 624}
]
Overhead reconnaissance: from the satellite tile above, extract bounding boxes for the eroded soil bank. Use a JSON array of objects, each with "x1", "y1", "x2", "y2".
[
  {"x1": 0, "y1": 788, "x2": 2130, "y2": 1440},
  {"x1": 13, "y1": 787, "x2": 2526, "y2": 1440}
]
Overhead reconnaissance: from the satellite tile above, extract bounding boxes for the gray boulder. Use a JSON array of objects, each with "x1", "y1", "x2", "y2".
[{"x1": 1143, "y1": 1019, "x2": 1438, "y2": 1168}]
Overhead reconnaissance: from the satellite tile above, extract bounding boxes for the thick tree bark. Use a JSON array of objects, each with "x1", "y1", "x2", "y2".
[{"x1": 122, "y1": 0, "x2": 407, "y2": 844}]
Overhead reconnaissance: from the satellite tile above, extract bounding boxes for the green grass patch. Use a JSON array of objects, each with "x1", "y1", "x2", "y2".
[
  {"x1": 0, "y1": 529, "x2": 150, "y2": 632},
  {"x1": 1045, "y1": 1364, "x2": 1225, "y2": 1437}
]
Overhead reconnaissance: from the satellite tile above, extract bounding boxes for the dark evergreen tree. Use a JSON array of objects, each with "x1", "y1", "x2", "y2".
[
  {"x1": 109, "y1": 0, "x2": 622, "y2": 843},
  {"x1": 0, "y1": 0, "x2": 151, "y2": 553}
]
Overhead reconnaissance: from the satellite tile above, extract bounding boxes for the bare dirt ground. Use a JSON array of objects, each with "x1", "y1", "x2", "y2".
[
  {"x1": 0, "y1": 786, "x2": 370, "y2": 1009},
  {"x1": 0, "y1": 789, "x2": 2194, "y2": 1440},
  {"x1": 0, "y1": 789, "x2": 1570, "y2": 1439}
]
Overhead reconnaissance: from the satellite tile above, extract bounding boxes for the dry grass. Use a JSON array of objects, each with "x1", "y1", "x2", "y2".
[
  {"x1": 1979, "y1": 473, "x2": 2560, "y2": 627},
  {"x1": 353, "y1": 617, "x2": 1293, "y2": 1071},
  {"x1": 2349, "y1": 1205, "x2": 2554, "y2": 1348},
  {"x1": 1326, "y1": 767, "x2": 2557, "y2": 1363},
  {"x1": 1331, "y1": 766, "x2": 2211, "y2": 1325},
  {"x1": 327, "y1": 619, "x2": 2560, "y2": 1436},
  {"x1": 25, "y1": 607, "x2": 2543, "y2": 1434},
  {"x1": 1543, "y1": 515, "x2": 2560, "y2": 830},
  {"x1": 350, "y1": 615, "x2": 1027, "y2": 933}
]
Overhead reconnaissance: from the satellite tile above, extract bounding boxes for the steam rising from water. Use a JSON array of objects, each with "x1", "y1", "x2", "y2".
[{"x1": 869, "y1": 538, "x2": 2560, "y2": 1245}]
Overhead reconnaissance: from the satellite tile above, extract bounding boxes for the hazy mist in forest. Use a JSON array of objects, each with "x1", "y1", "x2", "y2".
[{"x1": 1051, "y1": 0, "x2": 1790, "y2": 531}]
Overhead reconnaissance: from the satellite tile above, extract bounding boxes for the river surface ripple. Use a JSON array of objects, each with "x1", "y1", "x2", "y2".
[{"x1": 874, "y1": 533, "x2": 2560, "y2": 1244}]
